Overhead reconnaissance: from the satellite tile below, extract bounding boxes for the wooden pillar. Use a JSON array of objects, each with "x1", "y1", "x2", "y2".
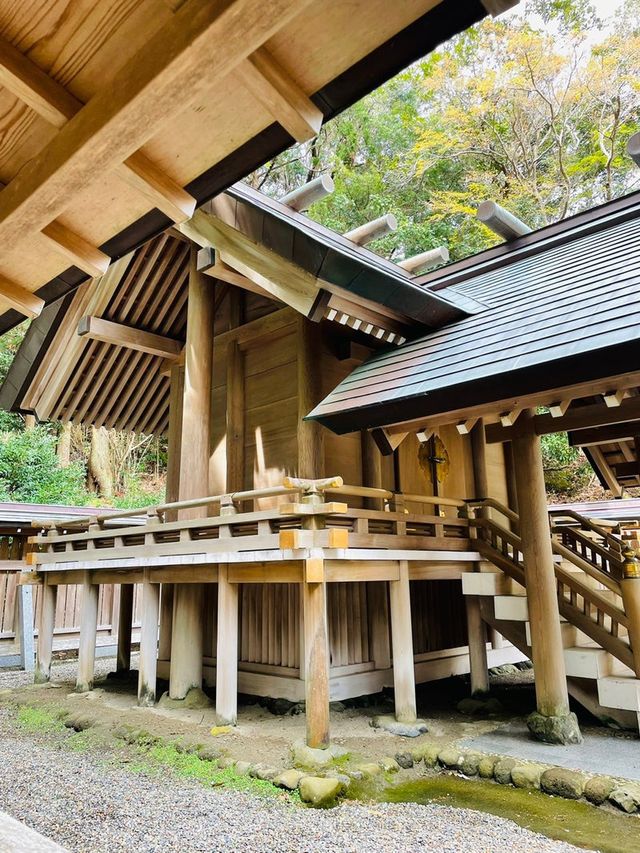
[
  {"x1": 17, "y1": 584, "x2": 35, "y2": 673},
  {"x1": 503, "y1": 441, "x2": 519, "y2": 514},
  {"x1": 303, "y1": 558, "x2": 330, "y2": 748},
  {"x1": 465, "y1": 595, "x2": 489, "y2": 695},
  {"x1": 116, "y1": 583, "x2": 134, "y2": 673},
  {"x1": 513, "y1": 416, "x2": 579, "y2": 741},
  {"x1": 297, "y1": 318, "x2": 324, "y2": 479},
  {"x1": 389, "y1": 560, "x2": 417, "y2": 722},
  {"x1": 368, "y1": 582, "x2": 391, "y2": 670},
  {"x1": 76, "y1": 576, "x2": 99, "y2": 693},
  {"x1": 35, "y1": 582, "x2": 57, "y2": 683},
  {"x1": 138, "y1": 575, "x2": 160, "y2": 706},
  {"x1": 169, "y1": 247, "x2": 213, "y2": 700},
  {"x1": 620, "y1": 577, "x2": 640, "y2": 678},
  {"x1": 158, "y1": 584, "x2": 174, "y2": 662},
  {"x1": 361, "y1": 429, "x2": 383, "y2": 510},
  {"x1": 215, "y1": 565, "x2": 238, "y2": 724}
]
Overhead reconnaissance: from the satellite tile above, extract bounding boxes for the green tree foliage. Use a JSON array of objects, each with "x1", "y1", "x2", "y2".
[
  {"x1": 541, "y1": 432, "x2": 593, "y2": 496},
  {"x1": 0, "y1": 426, "x2": 89, "y2": 505}
]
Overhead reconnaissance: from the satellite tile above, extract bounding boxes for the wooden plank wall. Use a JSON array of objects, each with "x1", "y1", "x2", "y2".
[
  {"x1": 410, "y1": 580, "x2": 468, "y2": 655},
  {"x1": 239, "y1": 584, "x2": 299, "y2": 669}
]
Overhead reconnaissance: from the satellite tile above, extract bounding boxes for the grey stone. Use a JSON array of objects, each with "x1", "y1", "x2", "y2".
[
  {"x1": 249, "y1": 763, "x2": 278, "y2": 781},
  {"x1": 494, "y1": 758, "x2": 517, "y2": 785},
  {"x1": 511, "y1": 763, "x2": 544, "y2": 789},
  {"x1": 460, "y1": 752, "x2": 482, "y2": 777},
  {"x1": 490, "y1": 664, "x2": 520, "y2": 675},
  {"x1": 478, "y1": 756, "x2": 498, "y2": 779},
  {"x1": 355, "y1": 763, "x2": 383, "y2": 778},
  {"x1": 197, "y1": 745, "x2": 222, "y2": 762},
  {"x1": 584, "y1": 776, "x2": 616, "y2": 806},
  {"x1": 298, "y1": 777, "x2": 342, "y2": 808},
  {"x1": 63, "y1": 714, "x2": 93, "y2": 732},
  {"x1": 437, "y1": 748, "x2": 463, "y2": 769},
  {"x1": 609, "y1": 783, "x2": 640, "y2": 813},
  {"x1": 417, "y1": 743, "x2": 441, "y2": 768},
  {"x1": 370, "y1": 715, "x2": 428, "y2": 738},
  {"x1": 379, "y1": 757, "x2": 400, "y2": 773},
  {"x1": 527, "y1": 711, "x2": 582, "y2": 745},
  {"x1": 324, "y1": 771, "x2": 351, "y2": 792},
  {"x1": 395, "y1": 752, "x2": 414, "y2": 769},
  {"x1": 291, "y1": 741, "x2": 347, "y2": 770},
  {"x1": 273, "y1": 769, "x2": 304, "y2": 790},
  {"x1": 540, "y1": 768, "x2": 585, "y2": 800},
  {"x1": 157, "y1": 687, "x2": 212, "y2": 710},
  {"x1": 234, "y1": 761, "x2": 251, "y2": 775}
]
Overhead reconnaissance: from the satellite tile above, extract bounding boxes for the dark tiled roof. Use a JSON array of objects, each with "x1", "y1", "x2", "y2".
[{"x1": 309, "y1": 193, "x2": 640, "y2": 433}]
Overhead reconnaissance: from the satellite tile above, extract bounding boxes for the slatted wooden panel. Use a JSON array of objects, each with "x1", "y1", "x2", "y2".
[
  {"x1": 202, "y1": 583, "x2": 219, "y2": 660},
  {"x1": 238, "y1": 583, "x2": 299, "y2": 668},
  {"x1": 410, "y1": 580, "x2": 468, "y2": 655},
  {"x1": 327, "y1": 582, "x2": 371, "y2": 668},
  {"x1": 0, "y1": 535, "x2": 23, "y2": 635}
]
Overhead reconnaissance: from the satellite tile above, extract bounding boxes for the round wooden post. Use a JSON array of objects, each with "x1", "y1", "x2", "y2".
[
  {"x1": 389, "y1": 560, "x2": 417, "y2": 723},
  {"x1": 138, "y1": 576, "x2": 160, "y2": 706},
  {"x1": 215, "y1": 564, "x2": 239, "y2": 725},
  {"x1": 35, "y1": 581, "x2": 57, "y2": 684},
  {"x1": 168, "y1": 247, "x2": 212, "y2": 700},
  {"x1": 512, "y1": 418, "x2": 581, "y2": 743},
  {"x1": 620, "y1": 549, "x2": 640, "y2": 678},
  {"x1": 303, "y1": 563, "x2": 330, "y2": 748},
  {"x1": 116, "y1": 583, "x2": 134, "y2": 673},
  {"x1": 76, "y1": 575, "x2": 99, "y2": 693},
  {"x1": 465, "y1": 595, "x2": 489, "y2": 695}
]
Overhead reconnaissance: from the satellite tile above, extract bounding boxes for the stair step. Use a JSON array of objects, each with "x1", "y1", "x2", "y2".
[
  {"x1": 564, "y1": 646, "x2": 612, "y2": 679},
  {"x1": 462, "y1": 573, "x2": 525, "y2": 597},
  {"x1": 525, "y1": 621, "x2": 588, "y2": 648},
  {"x1": 597, "y1": 675, "x2": 640, "y2": 712},
  {"x1": 494, "y1": 595, "x2": 529, "y2": 621}
]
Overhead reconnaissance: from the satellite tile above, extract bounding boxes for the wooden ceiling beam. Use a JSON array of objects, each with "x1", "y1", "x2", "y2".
[
  {"x1": 611, "y1": 460, "x2": 640, "y2": 478},
  {"x1": 486, "y1": 396, "x2": 640, "y2": 444},
  {"x1": 0, "y1": 275, "x2": 44, "y2": 318},
  {"x1": 0, "y1": 0, "x2": 308, "y2": 250},
  {"x1": 78, "y1": 315, "x2": 182, "y2": 359},
  {"x1": 0, "y1": 37, "x2": 82, "y2": 128},
  {"x1": 568, "y1": 423, "x2": 640, "y2": 447},
  {"x1": 197, "y1": 245, "x2": 276, "y2": 301},
  {"x1": 119, "y1": 152, "x2": 196, "y2": 224},
  {"x1": 236, "y1": 46, "x2": 323, "y2": 143},
  {"x1": 40, "y1": 220, "x2": 110, "y2": 278}
]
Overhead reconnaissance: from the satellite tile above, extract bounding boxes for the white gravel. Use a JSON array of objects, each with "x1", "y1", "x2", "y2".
[{"x1": 0, "y1": 660, "x2": 583, "y2": 853}]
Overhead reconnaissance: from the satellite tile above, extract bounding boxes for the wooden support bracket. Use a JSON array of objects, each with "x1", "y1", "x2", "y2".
[
  {"x1": 371, "y1": 427, "x2": 409, "y2": 455},
  {"x1": 78, "y1": 315, "x2": 182, "y2": 359}
]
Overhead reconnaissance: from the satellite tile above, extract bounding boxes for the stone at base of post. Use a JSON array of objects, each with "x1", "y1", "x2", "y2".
[{"x1": 527, "y1": 710, "x2": 582, "y2": 745}]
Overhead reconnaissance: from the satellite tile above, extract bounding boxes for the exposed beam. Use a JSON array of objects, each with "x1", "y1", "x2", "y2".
[
  {"x1": 486, "y1": 396, "x2": 640, "y2": 444},
  {"x1": 416, "y1": 429, "x2": 434, "y2": 444},
  {"x1": 603, "y1": 389, "x2": 628, "y2": 408},
  {"x1": 236, "y1": 46, "x2": 323, "y2": 143},
  {"x1": 588, "y1": 445, "x2": 624, "y2": 497},
  {"x1": 179, "y1": 208, "x2": 319, "y2": 316},
  {"x1": 0, "y1": 276, "x2": 44, "y2": 318},
  {"x1": 371, "y1": 427, "x2": 408, "y2": 456},
  {"x1": 40, "y1": 220, "x2": 110, "y2": 278},
  {"x1": 119, "y1": 152, "x2": 197, "y2": 223},
  {"x1": 0, "y1": 36, "x2": 82, "y2": 128},
  {"x1": 197, "y1": 245, "x2": 276, "y2": 301},
  {"x1": 480, "y1": 0, "x2": 520, "y2": 16},
  {"x1": 0, "y1": 0, "x2": 308, "y2": 252},
  {"x1": 456, "y1": 417, "x2": 479, "y2": 435},
  {"x1": 398, "y1": 246, "x2": 449, "y2": 274},
  {"x1": 78, "y1": 316, "x2": 182, "y2": 359},
  {"x1": 549, "y1": 400, "x2": 571, "y2": 418},
  {"x1": 499, "y1": 408, "x2": 523, "y2": 427},
  {"x1": 477, "y1": 201, "x2": 531, "y2": 240},
  {"x1": 344, "y1": 214, "x2": 397, "y2": 246},
  {"x1": 280, "y1": 175, "x2": 334, "y2": 211},
  {"x1": 612, "y1": 460, "x2": 640, "y2": 478},
  {"x1": 568, "y1": 422, "x2": 640, "y2": 447}
]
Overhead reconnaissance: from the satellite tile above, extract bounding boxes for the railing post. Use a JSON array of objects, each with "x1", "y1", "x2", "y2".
[{"x1": 620, "y1": 547, "x2": 640, "y2": 678}]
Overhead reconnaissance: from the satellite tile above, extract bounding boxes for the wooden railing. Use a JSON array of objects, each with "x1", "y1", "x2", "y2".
[
  {"x1": 467, "y1": 499, "x2": 639, "y2": 677},
  {"x1": 26, "y1": 478, "x2": 471, "y2": 571}
]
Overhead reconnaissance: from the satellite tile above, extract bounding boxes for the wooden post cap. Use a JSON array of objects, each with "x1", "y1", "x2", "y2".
[{"x1": 622, "y1": 545, "x2": 640, "y2": 579}]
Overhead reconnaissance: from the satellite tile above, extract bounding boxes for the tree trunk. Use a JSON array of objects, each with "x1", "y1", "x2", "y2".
[
  {"x1": 89, "y1": 426, "x2": 114, "y2": 498},
  {"x1": 57, "y1": 422, "x2": 72, "y2": 467}
]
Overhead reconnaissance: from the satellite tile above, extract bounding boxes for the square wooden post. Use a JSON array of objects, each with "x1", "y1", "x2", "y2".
[
  {"x1": 389, "y1": 560, "x2": 417, "y2": 722},
  {"x1": 138, "y1": 574, "x2": 160, "y2": 706},
  {"x1": 303, "y1": 558, "x2": 330, "y2": 749},
  {"x1": 465, "y1": 595, "x2": 489, "y2": 695},
  {"x1": 35, "y1": 580, "x2": 57, "y2": 683},
  {"x1": 116, "y1": 583, "x2": 134, "y2": 673},
  {"x1": 512, "y1": 416, "x2": 581, "y2": 743},
  {"x1": 76, "y1": 574, "x2": 99, "y2": 693},
  {"x1": 215, "y1": 565, "x2": 238, "y2": 724},
  {"x1": 17, "y1": 583, "x2": 35, "y2": 673}
]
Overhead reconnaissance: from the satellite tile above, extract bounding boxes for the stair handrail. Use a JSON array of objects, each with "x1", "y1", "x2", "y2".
[
  {"x1": 548, "y1": 508, "x2": 622, "y2": 552},
  {"x1": 465, "y1": 497, "x2": 519, "y2": 526}
]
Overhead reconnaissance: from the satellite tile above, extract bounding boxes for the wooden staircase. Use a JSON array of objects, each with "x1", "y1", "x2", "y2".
[{"x1": 462, "y1": 501, "x2": 640, "y2": 730}]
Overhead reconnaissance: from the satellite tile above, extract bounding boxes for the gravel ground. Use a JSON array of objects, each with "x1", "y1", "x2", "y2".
[{"x1": 0, "y1": 660, "x2": 582, "y2": 853}]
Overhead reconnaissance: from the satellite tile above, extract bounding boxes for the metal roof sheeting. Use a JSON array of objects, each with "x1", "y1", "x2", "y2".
[{"x1": 309, "y1": 198, "x2": 640, "y2": 433}]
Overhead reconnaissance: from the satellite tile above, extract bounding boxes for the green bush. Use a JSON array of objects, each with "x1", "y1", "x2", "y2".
[
  {"x1": 0, "y1": 426, "x2": 89, "y2": 505},
  {"x1": 541, "y1": 432, "x2": 592, "y2": 495}
]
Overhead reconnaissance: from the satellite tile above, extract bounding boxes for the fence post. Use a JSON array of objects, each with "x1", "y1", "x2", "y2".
[{"x1": 18, "y1": 583, "x2": 35, "y2": 673}]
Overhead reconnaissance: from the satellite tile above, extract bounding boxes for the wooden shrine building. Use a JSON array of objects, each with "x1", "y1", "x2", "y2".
[{"x1": 1, "y1": 0, "x2": 640, "y2": 749}]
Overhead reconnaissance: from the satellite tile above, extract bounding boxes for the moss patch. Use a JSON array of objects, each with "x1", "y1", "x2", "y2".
[{"x1": 16, "y1": 705, "x2": 65, "y2": 733}]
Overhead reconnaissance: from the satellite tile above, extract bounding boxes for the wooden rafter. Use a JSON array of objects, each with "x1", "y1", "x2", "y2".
[
  {"x1": 40, "y1": 221, "x2": 110, "y2": 278},
  {"x1": 0, "y1": 276, "x2": 44, "y2": 318},
  {"x1": 236, "y1": 46, "x2": 323, "y2": 143},
  {"x1": 78, "y1": 316, "x2": 182, "y2": 359},
  {"x1": 568, "y1": 423, "x2": 640, "y2": 447},
  {"x1": 0, "y1": 0, "x2": 308, "y2": 254}
]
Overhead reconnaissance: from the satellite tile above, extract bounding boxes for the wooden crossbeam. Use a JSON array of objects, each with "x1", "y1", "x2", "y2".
[
  {"x1": 119, "y1": 152, "x2": 197, "y2": 224},
  {"x1": 588, "y1": 446, "x2": 625, "y2": 497},
  {"x1": 611, "y1": 460, "x2": 640, "y2": 478},
  {"x1": 40, "y1": 220, "x2": 110, "y2": 278},
  {"x1": 280, "y1": 175, "x2": 334, "y2": 211},
  {"x1": 456, "y1": 417, "x2": 479, "y2": 435},
  {"x1": 486, "y1": 396, "x2": 640, "y2": 444},
  {"x1": 343, "y1": 214, "x2": 397, "y2": 246},
  {"x1": 604, "y1": 389, "x2": 628, "y2": 408},
  {"x1": 568, "y1": 422, "x2": 639, "y2": 447},
  {"x1": 499, "y1": 408, "x2": 522, "y2": 427},
  {"x1": 0, "y1": 0, "x2": 307, "y2": 252},
  {"x1": 0, "y1": 37, "x2": 82, "y2": 128},
  {"x1": 78, "y1": 316, "x2": 182, "y2": 359},
  {"x1": 236, "y1": 46, "x2": 322, "y2": 143},
  {"x1": 0, "y1": 275, "x2": 44, "y2": 318},
  {"x1": 549, "y1": 400, "x2": 571, "y2": 418},
  {"x1": 197, "y1": 245, "x2": 276, "y2": 300}
]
